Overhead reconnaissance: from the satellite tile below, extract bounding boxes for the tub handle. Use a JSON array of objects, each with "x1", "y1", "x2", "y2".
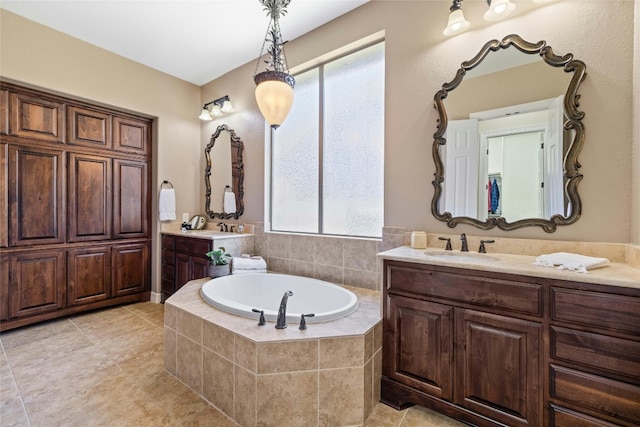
[
  {"x1": 299, "y1": 313, "x2": 315, "y2": 330},
  {"x1": 251, "y1": 308, "x2": 266, "y2": 326}
]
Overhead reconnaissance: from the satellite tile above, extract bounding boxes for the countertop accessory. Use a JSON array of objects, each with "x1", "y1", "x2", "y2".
[{"x1": 411, "y1": 231, "x2": 427, "y2": 249}]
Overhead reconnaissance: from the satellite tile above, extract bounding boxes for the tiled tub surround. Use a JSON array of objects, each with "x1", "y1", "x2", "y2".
[
  {"x1": 249, "y1": 224, "x2": 408, "y2": 291},
  {"x1": 164, "y1": 278, "x2": 382, "y2": 427}
]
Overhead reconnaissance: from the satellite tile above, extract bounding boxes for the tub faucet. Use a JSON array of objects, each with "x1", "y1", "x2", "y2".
[
  {"x1": 460, "y1": 233, "x2": 469, "y2": 252},
  {"x1": 275, "y1": 291, "x2": 293, "y2": 329}
]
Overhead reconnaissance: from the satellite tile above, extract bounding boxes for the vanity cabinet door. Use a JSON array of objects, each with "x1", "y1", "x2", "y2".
[
  {"x1": 9, "y1": 250, "x2": 66, "y2": 318},
  {"x1": 385, "y1": 294, "x2": 453, "y2": 400},
  {"x1": 111, "y1": 242, "x2": 149, "y2": 296},
  {"x1": 113, "y1": 158, "x2": 149, "y2": 239},
  {"x1": 68, "y1": 153, "x2": 112, "y2": 242},
  {"x1": 9, "y1": 92, "x2": 65, "y2": 143},
  {"x1": 67, "y1": 246, "x2": 111, "y2": 306},
  {"x1": 8, "y1": 145, "x2": 65, "y2": 246},
  {"x1": 454, "y1": 308, "x2": 541, "y2": 427}
]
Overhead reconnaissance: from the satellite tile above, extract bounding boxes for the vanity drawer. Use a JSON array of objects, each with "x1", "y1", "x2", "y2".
[
  {"x1": 175, "y1": 237, "x2": 212, "y2": 256},
  {"x1": 550, "y1": 365, "x2": 640, "y2": 423},
  {"x1": 161, "y1": 235, "x2": 175, "y2": 250},
  {"x1": 161, "y1": 248, "x2": 174, "y2": 266},
  {"x1": 386, "y1": 262, "x2": 542, "y2": 316},
  {"x1": 551, "y1": 326, "x2": 640, "y2": 380},
  {"x1": 551, "y1": 288, "x2": 640, "y2": 335},
  {"x1": 549, "y1": 404, "x2": 621, "y2": 427}
]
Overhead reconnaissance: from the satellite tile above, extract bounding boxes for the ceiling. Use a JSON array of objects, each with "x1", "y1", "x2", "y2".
[{"x1": 1, "y1": 0, "x2": 369, "y2": 86}]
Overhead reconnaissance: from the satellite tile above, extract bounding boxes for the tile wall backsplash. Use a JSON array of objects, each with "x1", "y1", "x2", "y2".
[{"x1": 249, "y1": 223, "x2": 407, "y2": 291}]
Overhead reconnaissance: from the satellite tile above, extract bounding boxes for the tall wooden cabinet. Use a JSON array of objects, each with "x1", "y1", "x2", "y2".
[{"x1": 0, "y1": 82, "x2": 152, "y2": 331}]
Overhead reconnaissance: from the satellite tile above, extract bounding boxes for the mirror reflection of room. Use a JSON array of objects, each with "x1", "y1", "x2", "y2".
[{"x1": 439, "y1": 40, "x2": 578, "y2": 228}]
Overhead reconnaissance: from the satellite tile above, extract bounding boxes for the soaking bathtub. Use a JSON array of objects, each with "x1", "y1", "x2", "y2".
[{"x1": 200, "y1": 273, "x2": 359, "y2": 323}]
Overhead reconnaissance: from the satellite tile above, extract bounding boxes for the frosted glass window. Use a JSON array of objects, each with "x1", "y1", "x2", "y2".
[
  {"x1": 269, "y1": 41, "x2": 385, "y2": 238},
  {"x1": 271, "y1": 69, "x2": 320, "y2": 233},
  {"x1": 323, "y1": 43, "x2": 384, "y2": 237}
]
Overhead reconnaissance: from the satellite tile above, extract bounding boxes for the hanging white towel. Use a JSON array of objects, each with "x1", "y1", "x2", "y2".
[
  {"x1": 533, "y1": 252, "x2": 609, "y2": 273},
  {"x1": 159, "y1": 188, "x2": 176, "y2": 221},
  {"x1": 223, "y1": 190, "x2": 237, "y2": 214}
]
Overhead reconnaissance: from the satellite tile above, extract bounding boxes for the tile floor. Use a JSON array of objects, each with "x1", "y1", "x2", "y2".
[{"x1": 1, "y1": 302, "x2": 465, "y2": 427}]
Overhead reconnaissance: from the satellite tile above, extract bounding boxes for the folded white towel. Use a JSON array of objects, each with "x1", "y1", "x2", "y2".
[
  {"x1": 232, "y1": 269, "x2": 267, "y2": 275},
  {"x1": 232, "y1": 256, "x2": 267, "y2": 271},
  {"x1": 159, "y1": 188, "x2": 176, "y2": 221},
  {"x1": 224, "y1": 190, "x2": 237, "y2": 214},
  {"x1": 533, "y1": 252, "x2": 609, "y2": 273}
]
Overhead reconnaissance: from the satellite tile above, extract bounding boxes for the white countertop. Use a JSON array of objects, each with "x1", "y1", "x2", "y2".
[
  {"x1": 161, "y1": 230, "x2": 254, "y2": 240},
  {"x1": 378, "y1": 246, "x2": 640, "y2": 290}
]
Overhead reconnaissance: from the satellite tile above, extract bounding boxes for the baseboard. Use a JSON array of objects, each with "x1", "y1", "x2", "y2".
[{"x1": 149, "y1": 291, "x2": 162, "y2": 303}]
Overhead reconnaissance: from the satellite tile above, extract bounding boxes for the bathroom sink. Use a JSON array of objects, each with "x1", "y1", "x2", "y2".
[{"x1": 424, "y1": 250, "x2": 500, "y2": 263}]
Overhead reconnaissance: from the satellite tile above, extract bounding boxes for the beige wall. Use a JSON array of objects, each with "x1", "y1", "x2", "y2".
[
  {"x1": 203, "y1": 0, "x2": 636, "y2": 243},
  {"x1": 633, "y1": 0, "x2": 640, "y2": 244}
]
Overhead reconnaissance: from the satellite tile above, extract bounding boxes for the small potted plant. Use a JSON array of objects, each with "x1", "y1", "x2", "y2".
[{"x1": 205, "y1": 246, "x2": 232, "y2": 278}]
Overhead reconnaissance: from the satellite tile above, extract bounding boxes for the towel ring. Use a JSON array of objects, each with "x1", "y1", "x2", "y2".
[{"x1": 161, "y1": 180, "x2": 173, "y2": 189}]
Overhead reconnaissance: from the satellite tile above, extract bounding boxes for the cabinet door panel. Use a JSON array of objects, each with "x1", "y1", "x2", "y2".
[
  {"x1": 1, "y1": 89, "x2": 8, "y2": 135},
  {"x1": 175, "y1": 252, "x2": 191, "y2": 290},
  {"x1": 191, "y1": 256, "x2": 210, "y2": 281},
  {"x1": 9, "y1": 250, "x2": 66, "y2": 317},
  {"x1": 385, "y1": 295, "x2": 453, "y2": 400},
  {"x1": 112, "y1": 242, "x2": 149, "y2": 296},
  {"x1": 68, "y1": 106, "x2": 111, "y2": 149},
  {"x1": 0, "y1": 142, "x2": 7, "y2": 248},
  {"x1": 455, "y1": 308, "x2": 541, "y2": 427},
  {"x1": 113, "y1": 159, "x2": 148, "y2": 238},
  {"x1": 10, "y1": 92, "x2": 64, "y2": 142},
  {"x1": 9, "y1": 145, "x2": 65, "y2": 246},
  {"x1": 113, "y1": 116, "x2": 148, "y2": 155},
  {"x1": 1, "y1": 256, "x2": 8, "y2": 320},
  {"x1": 68, "y1": 153, "x2": 112, "y2": 242},
  {"x1": 68, "y1": 246, "x2": 111, "y2": 305}
]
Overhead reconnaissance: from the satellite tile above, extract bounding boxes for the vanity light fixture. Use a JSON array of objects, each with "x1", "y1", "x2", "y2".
[
  {"x1": 443, "y1": 0, "x2": 517, "y2": 36},
  {"x1": 199, "y1": 95, "x2": 234, "y2": 121},
  {"x1": 252, "y1": 0, "x2": 295, "y2": 130}
]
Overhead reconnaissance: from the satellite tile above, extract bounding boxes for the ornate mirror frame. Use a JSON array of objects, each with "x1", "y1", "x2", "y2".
[
  {"x1": 432, "y1": 34, "x2": 587, "y2": 232},
  {"x1": 205, "y1": 124, "x2": 245, "y2": 219}
]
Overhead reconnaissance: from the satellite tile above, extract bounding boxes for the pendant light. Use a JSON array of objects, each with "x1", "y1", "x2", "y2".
[{"x1": 253, "y1": 0, "x2": 295, "y2": 130}]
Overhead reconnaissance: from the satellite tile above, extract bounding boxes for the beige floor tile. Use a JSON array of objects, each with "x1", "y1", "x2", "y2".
[
  {"x1": 400, "y1": 405, "x2": 467, "y2": 427},
  {"x1": 1, "y1": 301, "x2": 467, "y2": 427},
  {"x1": 364, "y1": 403, "x2": 408, "y2": 427}
]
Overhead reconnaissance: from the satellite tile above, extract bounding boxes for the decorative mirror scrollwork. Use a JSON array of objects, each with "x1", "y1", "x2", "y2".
[
  {"x1": 205, "y1": 124, "x2": 245, "y2": 219},
  {"x1": 432, "y1": 34, "x2": 587, "y2": 232}
]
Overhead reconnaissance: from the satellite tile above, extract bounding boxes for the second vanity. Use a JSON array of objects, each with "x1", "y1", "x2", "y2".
[
  {"x1": 378, "y1": 246, "x2": 640, "y2": 427},
  {"x1": 160, "y1": 230, "x2": 254, "y2": 302}
]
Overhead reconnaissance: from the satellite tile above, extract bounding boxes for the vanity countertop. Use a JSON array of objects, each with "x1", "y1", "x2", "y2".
[
  {"x1": 161, "y1": 230, "x2": 254, "y2": 240},
  {"x1": 378, "y1": 246, "x2": 640, "y2": 290}
]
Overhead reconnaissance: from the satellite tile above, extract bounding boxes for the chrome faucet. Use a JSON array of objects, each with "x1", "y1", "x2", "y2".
[
  {"x1": 460, "y1": 233, "x2": 469, "y2": 252},
  {"x1": 275, "y1": 290, "x2": 293, "y2": 329}
]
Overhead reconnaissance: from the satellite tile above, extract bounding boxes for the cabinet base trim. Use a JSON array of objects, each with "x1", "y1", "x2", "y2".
[{"x1": 381, "y1": 377, "x2": 504, "y2": 427}]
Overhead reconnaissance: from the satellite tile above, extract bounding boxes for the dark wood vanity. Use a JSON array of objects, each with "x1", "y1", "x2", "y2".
[{"x1": 381, "y1": 259, "x2": 640, "y2": 426}]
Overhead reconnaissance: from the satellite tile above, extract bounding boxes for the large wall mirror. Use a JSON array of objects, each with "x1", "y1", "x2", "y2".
[
  {"x1": 205, "y1": 124, "x2": 244, "y2": 219},
  {"x1": 432, "y1": 34, "x2": 587, "y2": 232}
]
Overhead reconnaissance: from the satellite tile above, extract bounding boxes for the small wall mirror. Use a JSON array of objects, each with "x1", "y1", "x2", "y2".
[
  {"x1": 205, "y1": 124, "x2": 244, "y2": 219},
  {"x1": 432, "y1": 34, "x2": 587, "y2": 232}
]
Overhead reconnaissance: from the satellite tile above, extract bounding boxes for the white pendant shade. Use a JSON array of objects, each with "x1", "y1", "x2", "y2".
[
  {"x1": 255, "y1": 79, "x2": 294, "y2": 129},
  {"x1": 483, "y1": 0, "x2": 516, "y2": 21},
  {"x1": 443, "y1": 8, "x2": 471, "y2": 36}
]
